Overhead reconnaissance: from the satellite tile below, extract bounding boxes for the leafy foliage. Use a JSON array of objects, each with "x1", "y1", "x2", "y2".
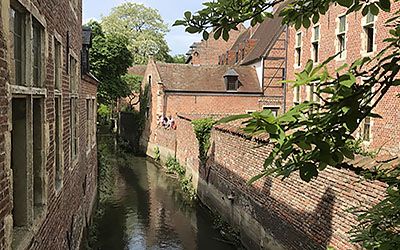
[
  {"x1": 87, "y1": 21, "x2": 133, "y2": 105},
  {"x1": 154, "y1": 146, "x2": 160, "y2": 162},
  {"x1": 179, "y1": 0, "x2": 400, "y2": 248},
  {"x1": 192, "y1": 118, "x2": 216, "y2": 166},
  {"x1": 175, "y1": 0, "x2": 394, "y2": 41},
  {"x1": 165, "y1": 54, "x2": 187, "y2": 64},
  {"x1": 101, "y1": 2, "x2": 171, "y2": 64},
  {"x1": 165, "y1": 156, "x2": 197, "y2": 201}
]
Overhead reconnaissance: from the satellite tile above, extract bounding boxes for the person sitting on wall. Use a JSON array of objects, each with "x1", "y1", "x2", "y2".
[
  {"x1": 166, "y1": 115, "x2": 172, "y2": 129},
  {"x1": 170, "y1": 116, "x2": 176, "y2": 130},
  {"x1": 162, "y1": 116, "x2": 168, "y2": 128}
]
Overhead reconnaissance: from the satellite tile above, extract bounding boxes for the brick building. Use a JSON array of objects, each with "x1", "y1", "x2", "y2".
[
  {"x1": 217, "y1": 4, "x2": 290, "y2": 113},
  {"x1": 185, "y1": 25, "x2": 246, "y2": 65},
  {"x1": 286, "y1": 2, "x2": 400, "y2": 154},
  {"x1": 0, "y1": 0, "x2": 98, "y2": 249},
  {"x1": 139, "y1": 58, "x2": 267, "y2": 148},
  {"x1": 138, "y1": 3, "x2": 400, "y2": 250}
]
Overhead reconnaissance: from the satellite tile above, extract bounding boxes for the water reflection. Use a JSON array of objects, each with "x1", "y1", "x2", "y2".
[{"x1": 91, "y1": 135, "x2": 238, "y2": 250}]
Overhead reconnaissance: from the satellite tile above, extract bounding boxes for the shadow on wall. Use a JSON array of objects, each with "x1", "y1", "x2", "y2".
[{"x1": 195, "y1": 141, "x2": 335, "y2": 250}]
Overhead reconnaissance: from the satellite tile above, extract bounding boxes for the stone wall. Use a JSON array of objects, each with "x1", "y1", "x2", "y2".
[
  {"x1": 146, "y1": 115, "x2": 387, "y2": 250},
  {"x1": 0, "y1": 0, "x2": 98, "y2": 249}
]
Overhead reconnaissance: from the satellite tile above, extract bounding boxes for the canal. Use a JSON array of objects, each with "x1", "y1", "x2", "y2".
[{"x1": 84, "y1": 134, "x2": 241, "y2": 250}]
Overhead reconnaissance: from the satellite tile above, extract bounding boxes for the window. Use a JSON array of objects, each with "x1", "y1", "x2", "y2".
[
  {"x1": 312, "y1": 25, "x2": 320, "y2": 63},
  {"x1": 11, "y1": 97, "x2": 45, "y2": 248},
  {"x1": 294, "y1": 86, "x2": 301, "y2": 104},
  {"x1": 86, "y1": 99, "x2": 96, "y2": 149},
  {"x1": 295, "y1": 32, "x2": 302, "y2": 67},
  {"x1": 33, "y1": 98, "x2": 45, "y2": 216},
  {"x1": 361, "y1": 117, "x2": 371, "y2": 141},
  {"x1": 54, "y1": 97, "x2": 63, "y2": 191},
  {"x1": 263, "y1": 107, "x2": 279, "y2": 117},
  {"x1": 241, "y1": 48, "x2": 245, "y2": 60},
  {"x1": 225, "y1": 52, "x2": 229, "y2": 64},
  {"x1": 54, "y1": 38, "x2": 62, "y2": 90},
  {"x1": 86, "y1": 100, "x2": 91, "y2": 147},
  {"x1": 337, "y1": 15, "x2": 346, "y2": 59},
  {"x1": 92, "y1": 99, "x2": 97, "y2": 146},
  {"x1": 69, "y1": 56, "x2": 78, "y2": 93},
  {"x1": 235, "y1": 50, "x2": 239, "y2": 63},
  {"x1": 70, "y1": 98, "x2": 78, "y2": 162},
  {"x1": 10, "y1": 7, "x2": 25, "y2": 85},
  {"x1": 363, "y1": 12, "x2": 375, "y2": 53},
  {"x1": 226, "y1": 77, "x2": 238, "y2": 91},
  {"x1": 148, "y1": 75, "x2": 152, "y2": 85},
  {"x1": 11, "y1": 98, "x2": 28, "y2": 230},
  {"x1": 32, "y1": 18, "x2": 43, "y2": 87},
  {"x1": 308, "y1": 82, "x2": 320, "y2": 102}
]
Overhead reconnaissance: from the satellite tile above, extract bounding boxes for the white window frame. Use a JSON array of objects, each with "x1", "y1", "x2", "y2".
[
  {"x1": 293, "y1": 85, "x2": 301, "y2": 105},
  {"x1": 361, "y1": 12, "x2": 377, "y2": 56},
  {"x1": 294, "y1": 32, "x2": 302, "y2": 68},
  {"x1": 336, "y1": 14, "x2": 347, "y2": 61},
  {"x1": 311, "y1": 25, "x2": 320, "y2": 64}
]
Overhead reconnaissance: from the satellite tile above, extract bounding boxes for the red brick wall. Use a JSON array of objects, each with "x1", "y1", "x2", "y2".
[
  {"x1": 190, "y1": 28, "x2": 244, "y2": 66},
  {"x1": 165, "y1": 94, "x2": 262, "y2": 115},
  {"x1": 151, "y1": 116, "x2": 387, "y2": 249},
  {"x1": 286, "y1": 3, "x2": 400, "y2": 153},
  {"x1": 0, "y1": 0, "x2": 97, "y2": 249}
]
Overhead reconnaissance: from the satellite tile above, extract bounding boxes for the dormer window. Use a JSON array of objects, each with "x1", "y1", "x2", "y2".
[{"x1": 224, "y1": 69, "x2": 239, "y2": 91}]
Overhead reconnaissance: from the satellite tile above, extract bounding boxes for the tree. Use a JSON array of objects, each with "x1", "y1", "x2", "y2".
[
  {"x1": 176, "y1": 0, "x2": 400, "y2": 249},
  {"x1": 101, "y1": 2, "x2": 171, "y2": 64},
  {"x1": 87, "y1": 21, "x2": 134, "y2": 105},
  {"x1": 166, "y1": 54, "x2": 187, "y2": 64}
]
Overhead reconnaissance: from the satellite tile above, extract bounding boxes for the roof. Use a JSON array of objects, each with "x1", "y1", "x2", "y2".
[
  {"x1": 229, "y1": 26, "x2": 253, "y2": 51},
  {"x1": 241, "y1": 4, "x2": 287, "y2": 65},
  {"x1": 155, "y1": 63, "x2": 261, "y2": 93},
  {"x1": 82, "y1": 27, "x2": 92, "y2": 47},
  {"x1": 128, "y1": 65, "x2": 147, "y2": 77}
]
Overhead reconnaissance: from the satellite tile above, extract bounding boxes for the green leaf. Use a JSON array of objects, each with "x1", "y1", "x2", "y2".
[
  {"x1": 304, "y1": 60, "x2": 314, "y2": 74},
  {"x1": 296, "y1": 141, "x2": 312, "y2": 150},
  {"x1": 263, "y1": 155, "x2": 275, "y2": 168},
  {"x1": 299, "y1": 163, "x2": 318, "y2": 182},
  {"x1": 339, "y1": 73, "x2": 356, "y2": 88},
  {"x1": 337, "y1": 0, "x2": 353, "y2": 8},
  {"x1": 377, "y1": 0, "x2": 391, "y2": 11},
  {"x1": 340, "y1": 146, "x2": 355, "y2": 160},
  {"x1": 368, "y1": 113, "x2": 382, "y2": 119},
  {"x1": 213, "y1": 27, "x2": 222, "y2": 40},
  {"x1": 173, "y1": 20, "x2": 186, "y2": 26},
  {"x1": 202, "y1": 31, "x2": 209, "y2": 40},
  {"x1": 222, "y1": 28, "x2": 229, "y2": 41},
  {"x1": 369, "y1": 4, "x2": 379, "y2": 15},
  {"x1": 312, "y1": 13, "x2": 320, "y2": 24},
  {"x1": 247, "y1": 171, "x2": 268, "y2": 185},
  {"x1": 186, "y1": 26, "x2": 199, "y2": 33},
  {"x1": 184, "y1": 11, "x2": 192, "y2": 19},
  {"x1": 303, "y1": 18, "x2": 311, "y2": 28},
  {"x1": 362, "y1": 5, "x2": 370, "y2": 16}
]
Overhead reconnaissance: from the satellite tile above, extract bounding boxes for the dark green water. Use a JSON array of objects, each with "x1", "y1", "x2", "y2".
[{"x1": 88, "y1": 134, "x2": 239, "y2": 250}]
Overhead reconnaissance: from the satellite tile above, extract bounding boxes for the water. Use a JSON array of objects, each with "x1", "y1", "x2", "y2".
[{"x1": 87, "y1": 134, "x2": 239, "y2": 250}]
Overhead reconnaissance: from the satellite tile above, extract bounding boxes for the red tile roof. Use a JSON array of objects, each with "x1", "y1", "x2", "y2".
[
  {"x1": 156, "y1": 63, "x2": 261, "y2": 93},
  {"x1": 128, "y1": 65, "x2": 147, "y2": 77}
]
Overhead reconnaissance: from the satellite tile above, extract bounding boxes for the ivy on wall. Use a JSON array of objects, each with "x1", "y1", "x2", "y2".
[{"x1": 192, "y1": 118, "x2": 216, "y2": 167}]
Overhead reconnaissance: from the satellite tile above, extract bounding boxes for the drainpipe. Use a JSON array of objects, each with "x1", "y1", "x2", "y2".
[
  {"x1": 261, "y1": 56, "x2": 265, "y2": 95},
  {"x1": 283, "y1": 25, "x2": 289, "y2": 113}
]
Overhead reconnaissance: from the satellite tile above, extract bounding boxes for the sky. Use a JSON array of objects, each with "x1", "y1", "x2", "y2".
[{"x1": 83, "y1": 0, "x2": 205, "y2": 56}]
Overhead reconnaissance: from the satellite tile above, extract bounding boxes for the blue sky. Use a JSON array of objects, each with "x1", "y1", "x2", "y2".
[{"x1": 83, "y1": 0, "x2": 205, "y2": 55}]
